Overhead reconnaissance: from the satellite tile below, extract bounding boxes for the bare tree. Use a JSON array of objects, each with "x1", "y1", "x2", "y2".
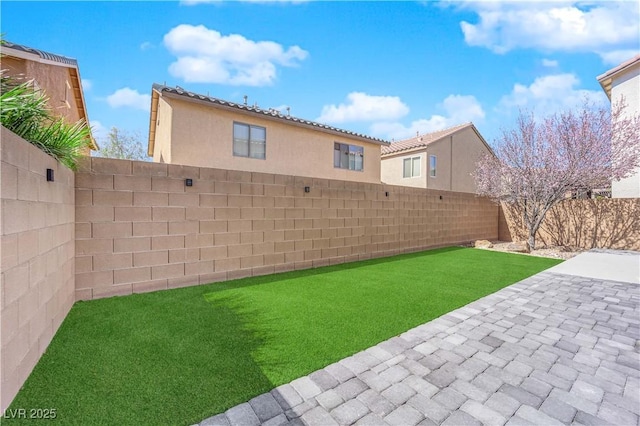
[
  {"x1": 95, "y1": 127, "x2": 148, "y2": 161},
  {"x1": 475, "y1": 100, "x2": 640, "y2": 250}
]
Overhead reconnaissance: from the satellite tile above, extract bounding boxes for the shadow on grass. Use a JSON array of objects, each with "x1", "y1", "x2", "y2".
[{"x1": 5, "y1": 287, "x2": 277, "y2": 425}]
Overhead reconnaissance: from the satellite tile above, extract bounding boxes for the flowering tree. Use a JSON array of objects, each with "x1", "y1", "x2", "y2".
[
  {"x1": 475, "y1": 100, "x2": 640, "y2": 251},
  {"x1": 95, "y1": 127, "x2": 148, "y2": 161}
]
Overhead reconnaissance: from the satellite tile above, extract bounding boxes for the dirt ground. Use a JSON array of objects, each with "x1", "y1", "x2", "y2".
[{"x1": 465, "y1": 241, "x2": 584, "y2": 260}]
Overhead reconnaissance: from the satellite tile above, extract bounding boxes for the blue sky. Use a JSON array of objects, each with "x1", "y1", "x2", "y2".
[{"x1": 3, "y1": 1, "x2": 639, "y2": 147}]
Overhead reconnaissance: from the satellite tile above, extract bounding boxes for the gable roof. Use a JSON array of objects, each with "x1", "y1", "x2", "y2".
[
  {"x1": 597, "y1": 55, "x2": 640, "y2": 100},
  {"x1": 1, "y1": 41, "x2": 97, "y2": 150},
  {"x1": 148, "y1": 83, "x2": 390, "y2": 156},
  {"x1": 381, "y1": 122, "x2": 484, "y2": 156}
]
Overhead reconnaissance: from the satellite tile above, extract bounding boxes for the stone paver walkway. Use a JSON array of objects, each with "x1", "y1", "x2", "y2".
[{"x1": 199, "y1": 263, "x2": 640, "y2": 425}]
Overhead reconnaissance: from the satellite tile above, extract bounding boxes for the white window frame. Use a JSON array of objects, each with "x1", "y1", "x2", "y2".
[
  {"x1": 403, "y1": 156, "x2": 421, "y2": 178},
  {"x1": 334, "y1": 142, "x2": 364, "y2": 172},
  {"x1": 233, "y1": 122, "x2": 266, "y2": 159},
  {"x1": 429, "y1": 155, "x2": 437, "y2": 178}
]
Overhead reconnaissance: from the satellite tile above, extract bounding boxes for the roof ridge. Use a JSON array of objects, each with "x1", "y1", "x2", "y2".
[
  {"x1": 2, "y1": 41, "x2": 78, "y2": 67},
  {"x1": 381, "y1": 122, "x2": 475, "y2": 156},
  {"x1": 392, "y1": 122, "x2": 472, "y2": 144},
  {"x1": 151, "y1": 83, "x2": 390, "y2": 145}
]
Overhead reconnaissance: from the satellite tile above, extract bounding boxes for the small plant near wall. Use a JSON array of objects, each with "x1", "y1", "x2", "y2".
[{"x1": 0, "y1": 70, "x2": 92, "y2": 170}]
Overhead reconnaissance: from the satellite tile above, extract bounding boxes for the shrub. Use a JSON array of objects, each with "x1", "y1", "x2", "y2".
[{"x1": 0, "y1": 72, "x2": 92, "y2": 170}]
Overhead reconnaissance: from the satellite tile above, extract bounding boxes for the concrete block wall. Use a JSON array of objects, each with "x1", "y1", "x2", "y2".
[
  {"x1": 500, "y1": 199, "x2": 640, "y2": 250},
  {"x1": 1, "y1": 128, "x2": 76, "y2": 412},
  {"x1": 75, "y1": 157, "x2": 498, "y2": 300}
]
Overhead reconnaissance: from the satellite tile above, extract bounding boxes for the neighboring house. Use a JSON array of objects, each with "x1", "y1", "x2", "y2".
[
  {"x1": 381, "y1": 122, "x2": 492, "y2": 193},
  {"x1": 597, "y1": 55, "x2": 640, "y2": 198},
  {"x1": 148, "y1": 84, "x2": 389, "y2": 184},
  {"x1": 0, "y1": 41, "x2": 97, "y2": 152}
]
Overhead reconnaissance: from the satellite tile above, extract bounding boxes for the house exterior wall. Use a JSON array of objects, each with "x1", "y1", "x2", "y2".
[
  {"x1": 1, "y1": 127, "x2": 76, "y2": 412},
  {"x1": 450, "y1": 126, "x2": 491, "y2": 193},
  {"x1": 381, "y1": 127, "x2": 490, "y2": 193},
  {"x1": 74, "y1": 157, "x2": 499, "y2": 301},
  {"x1": 380, "y1": 151, "x2": 426, "y2": 188},
  {"x1": 152, "y1": 96, "x2": 384, "y2": 184},
  {"x1": 611, "y1": 64, "x2": 640, "y2": 198},
  {"x1": 1, "y1": 56, "x2": 82, "y2": 125},
  {"x1": 152, "y1": 97, "x2": 174, "y2": 164},
  {"x1": 426, "y1": 137, "x2": 453, "y2": 191}
]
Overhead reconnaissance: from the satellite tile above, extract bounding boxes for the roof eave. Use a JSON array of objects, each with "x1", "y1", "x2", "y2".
[
  {"x1": 596, "y1": 55, "x2": 640, "y2": 100},
  {"x1": 69, "y1": 67, "x2": 98, "y2": 150},
  {"x1": 148, "y1": 89, "x2": 160, "y2": 157},
  {"x1": 381, "y1": 145, "x2": 428, "y2": 158}
]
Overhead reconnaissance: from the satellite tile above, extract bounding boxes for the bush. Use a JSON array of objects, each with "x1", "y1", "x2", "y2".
[{"x1": 0, "y1": 72, "x2": 92, "y2": 170}]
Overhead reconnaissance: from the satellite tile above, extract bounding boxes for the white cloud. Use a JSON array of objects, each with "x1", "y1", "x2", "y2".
[
  {"x1": 370, "y1": 94, "x2": 485, "y2": 141},
  {"x1": 90, "y1": 120, "x2": 108, "y2": 140},
  {"x1": 140, "y1": 41, "x2": 154, "y2": 51},
  {"x1": 106, "y1": 88, "x2": 151, "y2": 111},
  {"x1": 81, "y1": 79, "x2": 92, "y2": 91},
  {"x1": 317, "y1": 92, "x2": 410, "y2": 123},
  {"x1": 163, "y1": 24, "x2": 308, "y2": 86},
  {"x1": 498, "y1": 73, "x2": 608, "y2": 115},
  {"x1": 599, "y1": 49, "x2": 640, "y2": 67},
  {"x1": 542, "y1": 59, "x2": 558, "y2": 68},
  {"x1": 452, "y1": 1, "x2": 639, "y2": 64}
]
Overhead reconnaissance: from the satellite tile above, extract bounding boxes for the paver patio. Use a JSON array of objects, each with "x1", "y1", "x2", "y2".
[{"x1": 199, "y1": 251, "x2": 640, "y2": 426}]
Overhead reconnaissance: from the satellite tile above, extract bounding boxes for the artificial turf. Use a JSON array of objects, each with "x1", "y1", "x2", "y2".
[{"x1": 5, "y1": 247, "x2": 561, "y2": 425}]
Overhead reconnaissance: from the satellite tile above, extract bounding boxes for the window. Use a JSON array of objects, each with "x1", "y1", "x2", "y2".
[
  {"x1": 334, "y1": 143, "x2": 364, "y2": 171},
  {"x1": 429, "y1": 155, "x2": 437, "y2": 177},
  {"x1": 403, "y1": 156, "x2": 421, "y2": 178},
  {"x1": 233, "y1": 122, "x2": 266, "y2": 159}
]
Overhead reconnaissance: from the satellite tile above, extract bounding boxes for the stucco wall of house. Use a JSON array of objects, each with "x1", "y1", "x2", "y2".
[
  {"x1": 2, "y1": 56, "x2": 82, "y2": 125},
  {"x1": 611, "y1": 64, "x2": 640, "y2": 198},
  {"x1": 381, "y1": 127, "x2": 489, "y2": 193},
  {"x1": 74, "y1": 157, "x2": 499, "y2": 300},
  {"x1": 425, "y1": 137, "x2": 452, "y2": 191},
  {"x1": 155, "y1": 96, "x2": 384, "y2": 184},
  {"x1": 450, "y1": 126, "x2": 492, "y2": 193},
  {"x1": 151, "y1": 96, "x2": 174, "y2": 164},
  {"x1": 380, "y1": 151, "x2": 426, "y2": 188},
  {"x1": 1, "y1": 127, "x2": 76, "y2": 412}
]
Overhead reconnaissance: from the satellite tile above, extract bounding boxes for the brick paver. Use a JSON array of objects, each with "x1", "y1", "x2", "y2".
[{"x1": 198, "y1": 268, "x2": 640, "y2": 425}]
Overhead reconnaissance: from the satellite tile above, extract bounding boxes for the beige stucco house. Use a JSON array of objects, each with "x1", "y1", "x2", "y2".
[
  {"x1": 380, "y1": 122, "x2": 492, "y2": 193},
  {"x1": 0, "y1": 41, "x2": 97, "y2": 151},
  {"x1": 148, "y1": 84, "x2": 389, "y2": 184},
  {"x1": 598, "y1": 55, "x2": 640, "y2": 198}
]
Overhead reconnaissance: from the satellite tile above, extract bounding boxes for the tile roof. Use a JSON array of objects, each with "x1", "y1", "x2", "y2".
[
  {"x1": 152, "y1": 83, "x2": 390, "y2": 145},
  {"x1": 1, "y1": 41, "x2": 78, "y2": 66},
  {"x1": 381, "y1": 122, "x2": 474, "y2": 156}
]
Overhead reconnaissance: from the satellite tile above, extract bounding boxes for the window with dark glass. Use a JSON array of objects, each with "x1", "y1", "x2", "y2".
[
  {"x1": 429, "y1": 155, "x2": 437, "y2": 177},
  {"x1": 334, "y1": 143, "x2": 364, "y2": 171}
]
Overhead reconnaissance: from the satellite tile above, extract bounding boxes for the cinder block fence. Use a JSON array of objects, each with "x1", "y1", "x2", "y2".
[
  {"x1": 74, "y1": 157, "x2": 498, "y2": 300},
  {"x1": 1, "y1": 129, "x2": 76, "y2": 412}
]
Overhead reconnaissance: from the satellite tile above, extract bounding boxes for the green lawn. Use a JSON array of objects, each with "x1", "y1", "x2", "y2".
[{"x1": 6, "y1": 247, "x2": 560, "y2": 425}]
